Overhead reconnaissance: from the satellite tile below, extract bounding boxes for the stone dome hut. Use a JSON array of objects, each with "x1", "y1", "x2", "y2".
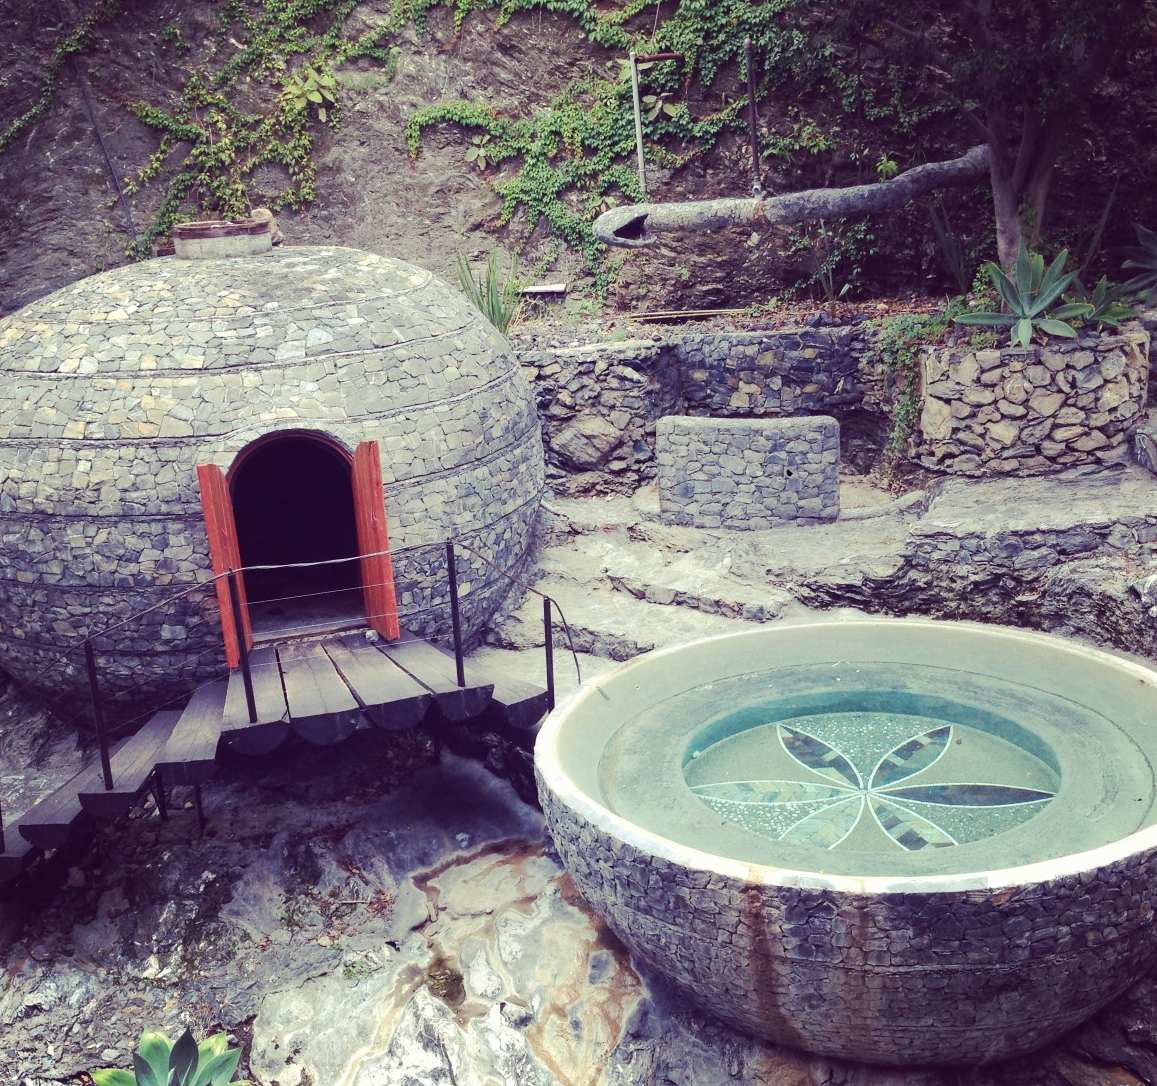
[{"x1": 0, "y1": 245, "x2": 544, "y2": 711}]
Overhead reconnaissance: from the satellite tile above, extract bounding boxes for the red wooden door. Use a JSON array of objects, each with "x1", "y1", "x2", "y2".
[
  {"x1": 352, "y1": 440, "x2": 400, "y2": 641},
  {"x1": 197, "y1": 463, "x2": 254, "y2": 668}
]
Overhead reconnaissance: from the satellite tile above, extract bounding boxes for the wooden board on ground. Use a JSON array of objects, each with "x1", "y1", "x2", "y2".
[
  {"x1": 377, "y1": 634, "x2": 493, "y2": 722},
  {"x1": 79, "y1": 710, "x2": 180, "y2": 818},
  {"x1": 221, "y1": 645, "x2": 290, "y2": 756},
  {"x1": 278, "y1": 640, "x2": 363, "y2": 744},
  {"x1": 156, "y1": 680, "x2": 228, "y2": 786},
  {"x1": 323, "y1": 636, "x2": 432, "y2": 731}
]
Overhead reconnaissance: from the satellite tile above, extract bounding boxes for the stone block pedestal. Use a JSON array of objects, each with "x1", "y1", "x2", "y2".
[{"x1": 656, "y1": 415, "x2": 840, "y2": 529}]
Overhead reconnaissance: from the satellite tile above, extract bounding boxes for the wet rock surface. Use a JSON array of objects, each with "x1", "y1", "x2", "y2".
[{"x1": 2, "y1": 466, "x2": 1156, "y2": 1084}]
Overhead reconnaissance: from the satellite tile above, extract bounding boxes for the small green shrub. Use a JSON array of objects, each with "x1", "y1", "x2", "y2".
[
  {"x1": 873, "y1": 306, "x2": 956, "y2": 453},
  {"x1": 928, "y1": 198, "x2": 972, "y2": 296},
  {"x1": 1071, "y1": 276, "x2": 1136, "y2": 330},
  {"x1": 457, "y1": 251, "x2": 520, "y2": 333},
  {"x1": 1122, "y1": 223, "x2": 1157, "y2": 302},
  {"x1": 954, "y1": 245, "x2": 1091, "y2": 347},
  {"x1": 93, "y1": 1029, "x2": 248, "y2": 1086}
]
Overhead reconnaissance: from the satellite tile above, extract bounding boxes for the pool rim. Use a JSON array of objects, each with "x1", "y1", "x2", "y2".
[{"x1": 535, "y1": 618, "x2": 1157, "y2": 895}]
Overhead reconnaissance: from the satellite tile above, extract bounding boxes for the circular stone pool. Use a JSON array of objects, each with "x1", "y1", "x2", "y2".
[{"x1": 534, "y1": 621, "x2": 1157, "y2": 1066}]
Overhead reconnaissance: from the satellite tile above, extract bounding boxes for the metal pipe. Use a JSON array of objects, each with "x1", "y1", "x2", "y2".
[
  {"x1": 446, "y1": 542, "x2": 466, "y2": 688},
  {"x1": 84, "y1": 640, "x2": 114, "y2": 790},
  {"x1": 629, "y1": 51, "x2": 647, "y2": 199},
  {"x1": 543, "y1": 597, "x2": 556, "y2": 711},
  {"x1": 228, "y1": 570, "x2": 257, "y2": 723},
  {"x1": 745, "y1": 37, "x2": 762, "y2": 197}
]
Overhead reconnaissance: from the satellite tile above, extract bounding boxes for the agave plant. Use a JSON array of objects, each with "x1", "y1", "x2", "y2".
[
  {"x1": 93, "y1": 1028, "x2": 248, "y2": 1086},
  {"x1": 456, "y1": 250, "x2": 520, "y2": 333},
  {"x1": 1122, "y1": 223, "x2": 1157, "y2": 301},
  {"x1": 955, "y1": 245, "x2": 1092, "y2": 348},
  {"x1": 1070, "y1": 276, "x2": 1136, "y2": 330}
]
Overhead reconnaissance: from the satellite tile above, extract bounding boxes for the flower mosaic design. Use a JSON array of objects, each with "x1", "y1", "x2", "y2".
[{"x1": 691, "y1": 722, "x2": 1056, "y2": 851}]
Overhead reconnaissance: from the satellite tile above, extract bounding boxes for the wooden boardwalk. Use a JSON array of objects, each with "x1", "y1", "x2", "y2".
[{"x1": 0, "y1": 631, "x2": 550, "y2": 885}]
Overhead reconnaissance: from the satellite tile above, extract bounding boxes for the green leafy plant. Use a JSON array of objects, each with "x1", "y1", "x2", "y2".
[
  {"x1": 874, "y1": 306, "x2": 956, "y2": 453},
  {"x1": 954, "y1": 245, "x2": 1091, "y2": 347},
  {"x1": 457, "y1": 251, "x2": 520, "y2": 333},
  {"x1": 93, "y1": 1028, "x2": 248, "y2": 1086},
  {"x1": 1071, "y1": 276, "x2": 1136, "y2": 330},
  {"x1": 928, "y1": 198, "x2": 972, "y2": 296},
  {"x1": 1122, "y1": 224, "x2": 1157, "y2": 302},
  {"x1": 279, "y1": 62, "x2": 339, "y2": 123},
  {"x1": 464, "y1": 133, "x2": 494, "y2": 170},
  {"x1": 641, "y1": 92, "x2": 680, "y2": 121},
  {"x1": 874, "y1": 153, "x2": 899, "y2": 181}
]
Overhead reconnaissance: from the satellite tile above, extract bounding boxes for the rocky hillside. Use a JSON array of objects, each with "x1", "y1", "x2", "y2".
[{"x1": 2, "y1": 0, "x2": 1156, "y2": 318}]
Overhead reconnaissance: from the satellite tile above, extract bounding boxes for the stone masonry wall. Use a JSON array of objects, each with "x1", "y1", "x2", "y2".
[
  {"x1": 516, "y1": 322, "x2": 883, "y2": 496},
  {"x1": 656, "y1": 416, "x2": 840, "y2": 528},
  {"x1": 917, "y1": 327, "x2": 1150, "y2": 476},
  {"x1": 538, "y1": 773, "x2": 1157, "y2": 1067}
]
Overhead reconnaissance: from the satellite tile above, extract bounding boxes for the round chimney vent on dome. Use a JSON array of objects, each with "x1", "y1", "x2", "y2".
[{"x1": 172, "y1": 218, "x2": 274, "y2": 260}]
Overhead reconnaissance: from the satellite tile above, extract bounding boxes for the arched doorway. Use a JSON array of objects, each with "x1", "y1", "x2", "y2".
[
  {"x1": 197, "y1": 435, "x2": 400, "y2": 661},
  {"x1": 230, "y1": 433, "x2": 362, "y2": 637}
]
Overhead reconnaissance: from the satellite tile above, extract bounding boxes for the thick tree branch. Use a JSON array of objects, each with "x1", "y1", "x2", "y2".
[{"x1": 594, "y1": 145, "x2": 990, "y2": 248}]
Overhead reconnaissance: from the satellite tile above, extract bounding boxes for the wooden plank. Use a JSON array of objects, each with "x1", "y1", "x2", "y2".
[
  {"x1": 221, "y1": 645, "x2": 291, "y2": 756},
  {"x1": 377, "y1": 635, "x2": 493, "y2": 722},
  {"x1": 78, "y1": 711, "x2": 180, "y2": 818},
  {"x1": 17, "y1": 753, "x2": 115, "y2": 849},
  {"x1": 422, "y1": 641, "x2": 550, "y2": 736},
  {"x1": 279, "y1": 640, "x2": 363, "y2": 745},
  {"x1": 323, "y1": 636, "x2": 431, "y2": 731},
  {"x1": 156, "y1": 680, "x2": 228, "y2": 786}
]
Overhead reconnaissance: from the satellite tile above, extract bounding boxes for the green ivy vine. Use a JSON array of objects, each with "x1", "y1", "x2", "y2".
[{"x1": 0, "y1": 0, "x2": 125, "y2": 153}]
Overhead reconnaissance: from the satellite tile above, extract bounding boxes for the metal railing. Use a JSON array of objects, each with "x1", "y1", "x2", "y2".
[{"x1": 1, "y1": 536, "x2": 579, "y2": 853}]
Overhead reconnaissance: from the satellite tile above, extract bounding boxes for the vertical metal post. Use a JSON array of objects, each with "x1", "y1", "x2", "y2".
[
  {"x1": 227, "y1": 570, "x2": 257, "y2": 724},
  {"x1": 193, "y1": 784, "x2": 206, "y2": 835},
  {"x1": 152, "y1": 770, "x2": 168, "y2": 821},
  {"x1": 745, "y1": 36, "x2": 762, "y2": 197},
  {"x1": 84, "y1": 640, "x2": 114, "y2": 790},
  {"x1": 629, "y1": 52, "x2": 648, "y2": 198},
  {"x1": 543, "y1": 597, "x2": 556, "y2": 711},
  {"x1": 446, "y1": 542, "x2": 466, "y2": 688}
]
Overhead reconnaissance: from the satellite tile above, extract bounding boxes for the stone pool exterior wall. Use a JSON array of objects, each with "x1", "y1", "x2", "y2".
[
  {"x1": 916, "y1": 328, "x2": 1150, "y2": 476},
  {"x1": 516, "y1": 323, "x2": 882, "y2": 495},
  {"x1": 538, "y1": 772, "x2": 1157, "y2": 1066},
  {"x1": 656, "y1": 416, "x2": 840, "y2": 528},
  {"x1": 0, "y1": 246, "x2": 544, "y2": 711}
]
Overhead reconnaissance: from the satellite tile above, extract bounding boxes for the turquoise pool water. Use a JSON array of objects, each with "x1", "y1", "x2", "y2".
[{"x1": 597, "y1": 660, "x2": 1155, "y2": 876}]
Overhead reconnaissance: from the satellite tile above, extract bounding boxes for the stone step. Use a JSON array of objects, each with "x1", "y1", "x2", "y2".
[
  {"x1": 486, "y1": 576, "x2": 762, "y2": 661},
  {"x1": 533, "y1": 534, "x2": 792, "y2": 622}
]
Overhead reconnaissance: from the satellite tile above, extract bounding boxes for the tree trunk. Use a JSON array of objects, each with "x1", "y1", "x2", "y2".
[
  {"x1": 989, "y1": 163, "x2": 1023, "y2": 270},
  {"x1": 593, "y1": 145, "x2": 990, "y2": 248}
]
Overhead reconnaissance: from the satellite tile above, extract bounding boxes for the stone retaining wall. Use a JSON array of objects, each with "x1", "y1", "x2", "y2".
[
  {"x1": 516, "y1": 323, "x2": 882, "y2": 495},
  {"x1": 916, "y1": 328, "x2": 1150, "y2": 476},
  {"x1": 656, "y1": 415, "x2": 840, "y2": 528}
]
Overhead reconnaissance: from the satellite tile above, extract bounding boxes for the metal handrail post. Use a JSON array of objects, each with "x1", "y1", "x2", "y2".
[
  {"x1": 84, "y1": 640, "x2": 114, "y2": 790},
  {"x1": 543, "y1": 597, "x2": 556, "y2": 711},
  {"x1": 228, "y1": 569, "x2": 257, "y2": 723},
  {"x1": 446, "y1": 542, "x2": 466, "y2": 687}
]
